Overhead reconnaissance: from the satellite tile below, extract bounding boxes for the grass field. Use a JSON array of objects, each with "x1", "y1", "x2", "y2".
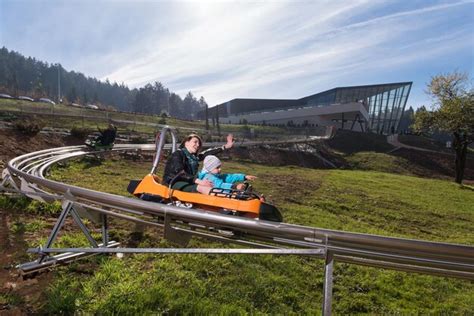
[
  {"x1": 0, "y1": 98, "x2": 291, "y2": 137},
  {"x1": 2, "y1": 98, "x2": 473, "y2": 314},
  {"x1": 23, "y1": 156, "x2": 473, "y2": 314}
]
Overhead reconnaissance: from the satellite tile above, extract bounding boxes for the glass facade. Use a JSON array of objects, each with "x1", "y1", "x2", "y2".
[
  {"x1": 209, "y1": 82, "x2": 412, "y2": 134},
  {"x1": 300, "y1": 82, "x2": 412, "y2": 133}
]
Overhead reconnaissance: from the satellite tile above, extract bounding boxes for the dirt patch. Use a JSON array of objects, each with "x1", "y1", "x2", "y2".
[
  {"x1": 231, "y1": 140, "x2": 473, "y2": 183},
  {"x1": 0, "y1": 129, "x2": 86, "y2": 313},
  {"x1": 0, "y1": 205, "x2": 162, "y2": 314},
  {"x1": 391, "y1": 148, "x2": 474, "y2": 182},
  {"x1": 0, "y1": 129, "x2": 84, "y2": 171},
  {"x1": 0, "y1": 209, "x2": 55, "y2": 313},
  {"x1": 264, "y1": 173, "x2": 324, "y2": 206},
  {"x1": 397, "y1": 134, "x2": 460, "y2": 154},
  {"x1": 231, "y1": 143, "x2": 347, "y2": 169},
  {"x1": 327, "y1": 129, "x2": 395, "y2": 154}
]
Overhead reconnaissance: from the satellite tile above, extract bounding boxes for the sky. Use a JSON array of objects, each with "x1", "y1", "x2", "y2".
[{"x1": 1, "y1": 0, "x2": 473, "y2": 109}]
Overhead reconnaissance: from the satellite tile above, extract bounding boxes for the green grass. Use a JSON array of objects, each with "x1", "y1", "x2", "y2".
[
  {"x1": 49, "y1": 158, "x2": 147, "y2": 196},
  {"x1": 4, "y1": 97, "x2": 471, "y2": 313},
  {"x1": 10, "y1": 219, "x2": 47, "y2": 234},
  {"x1": 41, "y1": 157, "x2": 474, "y2": 314},
  {"x1": 0, "y1": 196, "x2": 62, "y2": 215},
  {"x1": 42, "y1": 249, "x2": 323, "y2": 315},
  {"x1": 344, "y1": 151, "x2": 416, "y2": 175},
  {"x1": 235, "y1": 163, "x2": 473, "y2": 244},
  {"x1": 0, "y1": 292, "x2": 25, "y2": 308}
]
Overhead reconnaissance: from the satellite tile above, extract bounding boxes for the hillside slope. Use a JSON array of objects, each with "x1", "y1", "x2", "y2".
[
  {"x1": 1, "y1": 129, "x2": 473, "y2": 314},
  {"x1": 26, "y1": 160, "x2": 474, "y2": 313},
  {"x1": 231, "y1": 129, "x2": 473, "y2": 182}
]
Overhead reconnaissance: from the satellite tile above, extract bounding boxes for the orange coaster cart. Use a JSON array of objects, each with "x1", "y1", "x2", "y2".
[{"x1": 127, "y1": 127, "x2": 282, "y2": 222}]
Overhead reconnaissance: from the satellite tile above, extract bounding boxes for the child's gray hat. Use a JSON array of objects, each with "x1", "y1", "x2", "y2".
[{"x1": 202, "y1": 155, "x2": 221, "y2": 172}]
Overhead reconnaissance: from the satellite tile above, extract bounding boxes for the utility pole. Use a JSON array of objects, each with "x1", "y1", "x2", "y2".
[
  {"x1": 205, "y1": 104, "x2": 209, "y2": 130},
  {"x1": 57, "y1": 63, "x2": 61, "y2": 103},
  {"x1": 216, "y1": 107, "x2": 221, "y2": 137}
]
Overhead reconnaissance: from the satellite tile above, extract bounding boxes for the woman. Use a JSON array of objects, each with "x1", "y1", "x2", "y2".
[{"x1": 162, "y1": 133, "x2": 234, "y2": 194}]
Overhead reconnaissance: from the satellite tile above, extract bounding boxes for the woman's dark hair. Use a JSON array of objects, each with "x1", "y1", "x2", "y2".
[{"x1": 180, "y1": 133, "x2": 203, "y2": 149}]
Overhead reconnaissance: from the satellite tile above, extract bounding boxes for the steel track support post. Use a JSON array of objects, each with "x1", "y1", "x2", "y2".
[
  {"x1": 0, "y1": 169, "x2": 19, "y2": 192},
  {"x1": 70, "y1": 207, "x2": 99, "y2": 248},
  {"x1": 101, "y1": 214, "x2": 109, "y2": 247},
  {"x1": 164, "y1": 214, "x2": 191, "y2": 246},
  {"x1": 322, "y1": 250, "x2": 334, "y2": 316},
  {"x1": 0, "y1": 177, "x2": 11, "y2": 192},
  {"x1": 38, "y1": 200, "x2": 73, "y2": 263}
]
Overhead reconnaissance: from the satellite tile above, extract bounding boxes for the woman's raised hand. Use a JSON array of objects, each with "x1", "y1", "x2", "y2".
[{"x1": 224, "y1": 134, "x2": 235, "y2": 149}]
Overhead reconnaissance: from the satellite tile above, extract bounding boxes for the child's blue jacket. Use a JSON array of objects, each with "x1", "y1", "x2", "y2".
[{"x1": 197, "y1": 171, "x2": 246, "y2": 190}]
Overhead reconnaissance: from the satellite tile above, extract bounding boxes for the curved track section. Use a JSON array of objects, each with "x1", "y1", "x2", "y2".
[{"x1": 3, "y1": 144, "x2": 474, "y2": 281}]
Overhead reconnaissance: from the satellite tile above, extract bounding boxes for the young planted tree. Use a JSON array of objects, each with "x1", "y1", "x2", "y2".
[
  {"x1": 198, "y1": 96, "x2": 209, "y2": 130},
  {"x1": 413, "y1": 72, "x2": 473, "y2": 184}
]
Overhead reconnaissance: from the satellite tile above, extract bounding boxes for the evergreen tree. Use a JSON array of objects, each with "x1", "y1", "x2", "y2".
[
  {"x1": 83, "y1": 91, "x2": 89, "y2": 104},
  {"x1": 169, "y1": 93, "x2": 183, "y2": 118},
  {"x1": 183, "y1": 92, "x2": 197, "y2": 119},
  {"x1": 0, "y1": 47, "x2": 210, "y2": 118},
  {"x1": 67, "y1": 86, "x2": 77, "y2": 103}
]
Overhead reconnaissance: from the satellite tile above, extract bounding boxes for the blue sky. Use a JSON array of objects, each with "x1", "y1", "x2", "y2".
[{"x1": 1, "y1": 0, "x2": 473, "y2": 109}]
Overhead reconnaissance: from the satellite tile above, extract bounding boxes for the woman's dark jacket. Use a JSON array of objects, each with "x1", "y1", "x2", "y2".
[{"x1": 162, "y1": 146, "x2": 224, "y2": 185}]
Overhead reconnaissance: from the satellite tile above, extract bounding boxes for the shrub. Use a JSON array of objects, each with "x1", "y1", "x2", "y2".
[
  {"x1": 13, "y1": 116, "x2": 45, "y2": 135},
  {"x1": 70, "y1": 126, "x2": 92, "y2": 140},
  {"x1": 0, "y1": 112, "x2": 17, "y2": 122},
  {"x1": 0, "y1": 196, "x2": 31, "y2": 210}
]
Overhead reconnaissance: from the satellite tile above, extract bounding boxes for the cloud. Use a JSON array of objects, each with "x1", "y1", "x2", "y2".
[
  {"x1": 97, "y1": 0, "x2": 472, "y2": 107},
  {"x1": 102, "y1": 2, "x2": 381, "y2": 93},
  {"x1": 2, "y1": 0, "x2": 472, "y2": 108}
]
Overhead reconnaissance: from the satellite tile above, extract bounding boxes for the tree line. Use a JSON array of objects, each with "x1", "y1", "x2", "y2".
[{"x1": 0, "y1": 47, "x2": 207, "y2": 119}]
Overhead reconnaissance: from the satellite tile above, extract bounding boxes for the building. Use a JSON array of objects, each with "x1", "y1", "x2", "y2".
[{"x1": 202, "y1": 82, "x2": 412, "y2": 134}]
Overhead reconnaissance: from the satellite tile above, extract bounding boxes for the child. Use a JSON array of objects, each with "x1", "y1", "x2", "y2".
[{"x1": 197, "y1": 155, "x2": 257, "y2": 191}]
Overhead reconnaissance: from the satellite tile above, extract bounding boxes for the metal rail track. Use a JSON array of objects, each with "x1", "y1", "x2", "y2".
[{"x1": 2, "y1": 135, "x2": 473, "y2": 315}]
